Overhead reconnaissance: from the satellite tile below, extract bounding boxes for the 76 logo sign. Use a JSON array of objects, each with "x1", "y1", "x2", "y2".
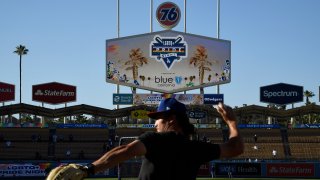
[{"x1": 156, "y1": 2, "x2": 181, "y2": 29}]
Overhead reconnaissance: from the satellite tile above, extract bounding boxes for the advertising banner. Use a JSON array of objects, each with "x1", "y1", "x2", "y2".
[
  {"x1": 106, "y1": 30, "x2": 231, "y2": 93},
  {"x1": 113, "y1": 93, "x2": 133, "y2": 105},
  {"x1": 133, "y1": 94, "x2": 163, "y2": 105},
  {"x1": 156, "y1": 2, "x2": 181, "y2": 29},
  {"x1": 238, "y1": 124, "x2": 280, "y2": 129},
  {"x1": 56, "y1": 124, "x2": 108, "y2": 128},
  {"x1": 116, "y1": 124, "x2": 155, "y2": 128},
  {"x1": 0, "y1": 122, "x2": 48, "y2": 128},
  {"x1": 0, "y1": 82, "x2": 15, "y2": 103},
  {"x1": 0, "y1": 162, "x2": 116, "y2": 178},
  {"x1": 131, "y1": 110, "x2": 149, "y2": 119},
  {"x1": 32, "y1": 82, "x2": 76, "y2": 105},
  {"x1": 198, "y1": 124, "x2": 218, "y2": 129},
  {"x1": 189, "y1": 110, "x2": 206, "y2": 119},
  {"x1": 260, "y1": 83, "x2": 303, "y2": 105},
  {"x1": 203, "y1": 94, "x2": 223, "y2": 105},
  {"x1": 133, "y1": 94, "x2": 203, "y2": 105},
  {"x1": 266, "y1": 163, "x2": 315, "y2": 177},
  {"x1": 141, "y1": 124, "x2": 155, "y2": 128},
  {"x1": 0, "y1": 163, "x2": 51, "y2": 177},
  {"x1": 171, "y1": 94, "x2": 203, "y2": 105},
  {"x1": 111, "y1": 123, "x2": 219, "y2": 129},
  {"x1": 293, "y1": 124, "x2": 320, "y2": 128},
  {"x1": 215, "y1": 162, "x2": 261, "y2": 176}
]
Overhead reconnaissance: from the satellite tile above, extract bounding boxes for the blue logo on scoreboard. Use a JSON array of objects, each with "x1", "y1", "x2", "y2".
[{"x1": 150, "y1": 35, "x2": 187, "y2": 70}]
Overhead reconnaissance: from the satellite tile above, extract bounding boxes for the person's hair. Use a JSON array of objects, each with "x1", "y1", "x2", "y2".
[{"x1": 176, "y1": 112, "x2": 195, "y2": 136}]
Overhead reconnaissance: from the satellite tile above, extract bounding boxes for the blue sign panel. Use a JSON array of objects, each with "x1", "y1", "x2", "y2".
[
  {"x1": 238, "y1": 124, "x2": 280, "y2": 129},
  {"x1": 293, "y1": 124, "x2": 320, "y2": 129},
  {"x1": 57, "y1": 124, "x2": 108, "y2": 128},
  {"x1": 260, "y1": 83, "x2": 303, "y2": 105},
  {"x1": 142, "y1": 124, "x2": 155, "y2": 128},
  {"x1": 189, "y1": 110, "x2": 207, "y2": 119},
  {"x1": 215, "y1": 163, "x2": 261, "y2": 176},
  {"x1": 113, "y1": 94, "x2": 133, "y2": 105},
  {"x1": 203, "y1": 94, "x2": 224, "y2": 105}
]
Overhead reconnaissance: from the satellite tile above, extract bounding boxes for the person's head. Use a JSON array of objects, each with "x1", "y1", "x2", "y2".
[{"x1": 148, "y1": 98, "x2": 194, "y2": 136}]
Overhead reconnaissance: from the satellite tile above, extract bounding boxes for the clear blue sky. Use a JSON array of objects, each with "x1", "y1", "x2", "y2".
[{"x1": 1, "y1": 0, "x2": 319, "y2": 109}]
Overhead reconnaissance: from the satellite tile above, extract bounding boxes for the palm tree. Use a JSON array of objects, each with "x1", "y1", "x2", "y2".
[
  {"x1": 124, "y1": 48, "x2": 148, "y2": 85},
  {"x1": 189, "y1": 46, "x2": 212, "y2": 84},
  {"x1": 14, "y1": 45, "x2": 29, "y2": 104},
  {"x1": 303, "y1": 90, "x2": 315, "y2": 105}
]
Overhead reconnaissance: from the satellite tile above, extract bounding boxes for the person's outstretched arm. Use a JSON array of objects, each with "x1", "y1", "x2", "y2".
[
  {"x1": 91, "y1": 140, "x2": 146, "y2": 174},
  {"x1": 216, "y1": 103, "x2": 244, "y2": 158}
]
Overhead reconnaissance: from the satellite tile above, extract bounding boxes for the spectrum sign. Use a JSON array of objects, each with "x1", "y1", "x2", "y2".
[
  {"x1": 0, "y1": 82, "x2": 15, "y2": 103},
  {"x1": 32, "y1": 82, "x2": 76, "y2": 105},
  {"x1": 260, "y1": 83, "x2": 303, "y2": 105}
]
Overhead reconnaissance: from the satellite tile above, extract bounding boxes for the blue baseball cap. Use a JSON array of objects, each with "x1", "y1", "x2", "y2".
[{"x1": 148, "y1": 98, "x2": 187, "y2": 119}]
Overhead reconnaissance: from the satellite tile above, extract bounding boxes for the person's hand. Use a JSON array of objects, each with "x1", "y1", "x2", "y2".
[
  {"x1": 215, "y1": 102, "x2": 237, "y2": 126},
  {"x1": 215, "y1": 103, "x2": 243, "y2": 158},
  {"x1": 46, "y1": 164, "x2": 88, "y2": 180}
]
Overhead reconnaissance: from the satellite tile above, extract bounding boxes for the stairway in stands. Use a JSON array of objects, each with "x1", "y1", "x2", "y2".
[{"x1": 280, "y1": 128, "x2": 291, "y2": 159}]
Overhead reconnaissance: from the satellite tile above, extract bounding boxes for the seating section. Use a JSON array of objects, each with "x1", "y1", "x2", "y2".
[
  {"x1": 0, "y1": 142, "x2": 48, "y2": 160},
  {"x1": 55, "y1": 142, "x2": 105, "y2": 160},
  {"x1": 197, "y1": 129, "x2": 224, "y2": 143},
  {"x1": 0, "y1": 128, "x2": 49, "y2": 141},
  {"x1": 233, "y1": 129, "x2": 284, "y2": 160},
  {"x1": 236, "y1": 142, "x2": 285, "y2": 160},
  {"x1": 0, "y1": 128, "x2": 109, "y2": 160},
  {"x1": 0, "y1": 127, "x2": 319, "y2": 161},
  {"x1": 240, "y1": 129, "x2": 282, "y2": 143},
  {"x1": 289, "y1": 143, "x2": 320, "y2": 160},
  {"x1": 287, "y1": 129, "x2": 320, "y2": 143},
  {"x1": 0, "y1": 128, "x2": 49, "y2": 160},
  {"x1": 287, "y1": 129, "x2": 320, "y2": 160},
  {"x1": 116, "y1": 128, "x2": 144, "y2": 138},
  {"x1": 55, "y1": 128, "x2": 109, "y2": 142}
]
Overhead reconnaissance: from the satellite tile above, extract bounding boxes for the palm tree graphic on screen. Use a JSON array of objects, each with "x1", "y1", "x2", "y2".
[
  {"x1": 124, "y1": 48, "x2": 148, "y2": 86},
  {"x1": 189, "y1": 45, "x2": 212, "y2": 84}
]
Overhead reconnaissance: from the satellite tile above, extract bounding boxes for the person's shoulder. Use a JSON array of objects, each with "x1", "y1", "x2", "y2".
[
  {"x1": 139, "y1": 131, "x2": 157, "y2": 140},
  {"x1": 139, "y1": 131, "x2": 179, "y2": 141},
  {"x1": 158, "y1": 131, "x2": 187, "y2": 140}
]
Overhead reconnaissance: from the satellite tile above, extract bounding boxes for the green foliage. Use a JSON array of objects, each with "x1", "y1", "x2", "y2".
[{"x1": 303, "y1": 90, "x2": 315, "y2": 105}]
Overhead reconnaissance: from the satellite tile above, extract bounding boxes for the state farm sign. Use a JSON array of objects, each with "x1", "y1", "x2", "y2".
[
  {"x1": 32, "y1": 82, "x2": 76, "y2": 104},
  {"x1": 266, "y1": 163, "x2": 314, "y2": 177},
  {"x1": 0, "y1": 82, "x2": 15, "y2": 103}
]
